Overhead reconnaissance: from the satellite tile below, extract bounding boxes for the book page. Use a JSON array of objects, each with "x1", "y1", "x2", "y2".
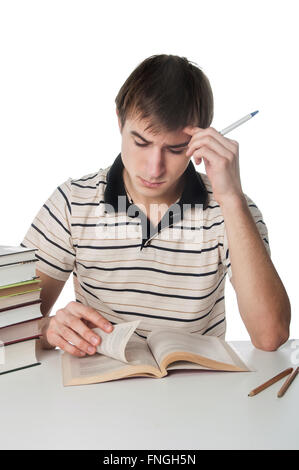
[
  {"x1": 124, "y1": 334, "x2": 160, "y2": 368},
  {"x1": 62, "y1": 349, "x2": 134, "y2": 385},
  {"x1": 92, "y1": 319, "x2": 141, "y2": 363},
  {"x1": 147, "y1": 329, "x2": 250, "y2": 371},
  {"x1": 0, "y1": 339, "x2": 38, "y2": 373},
  {"x1": 61, "y1": 334, "x2": 161, "y2": 386}
]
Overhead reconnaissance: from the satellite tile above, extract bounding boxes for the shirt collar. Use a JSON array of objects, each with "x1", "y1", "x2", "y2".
[{"x1": 104, "y1": 153, "x2": 208, "y2": 214}]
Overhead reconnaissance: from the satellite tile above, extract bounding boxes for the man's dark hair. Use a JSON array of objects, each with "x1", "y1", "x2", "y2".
[{"x1": 115, "y1": 54, "x2": 214, "y2": 134}]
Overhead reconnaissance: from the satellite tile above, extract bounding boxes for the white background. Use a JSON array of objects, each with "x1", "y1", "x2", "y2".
[{"x1": 0, "y1": 0, "x2": 298, "y2": 341}]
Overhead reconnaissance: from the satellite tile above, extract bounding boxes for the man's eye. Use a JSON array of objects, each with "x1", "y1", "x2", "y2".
[
  {"x1": 134, "y1": 141, "x2": 148, "y2": 147},
  {"x1": 134, "y1": 140, "x2": 184, "y2": 154}
]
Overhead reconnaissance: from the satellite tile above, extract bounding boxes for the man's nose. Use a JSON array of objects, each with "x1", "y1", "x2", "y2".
[{"x1": 146, "y1": 148, "x2": 166, "y2": 178}]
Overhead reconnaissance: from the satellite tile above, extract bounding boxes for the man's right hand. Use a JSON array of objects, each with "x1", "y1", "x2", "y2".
[{"x1": 41, "y1": 301, "x2": 113, "y2": 357}]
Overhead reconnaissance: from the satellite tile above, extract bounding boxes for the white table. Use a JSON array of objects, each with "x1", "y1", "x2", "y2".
[{"x1": 1, "y1": 340, "x2": 299, "y2": 450}]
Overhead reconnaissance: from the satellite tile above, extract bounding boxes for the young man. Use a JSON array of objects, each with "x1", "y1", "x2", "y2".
[{"x1": 21, "y1": 54, "x2": 291, "y2": 357}]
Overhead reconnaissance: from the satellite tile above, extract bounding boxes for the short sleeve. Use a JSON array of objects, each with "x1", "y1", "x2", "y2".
[
  {"x1": 20, "y1": 178, "x2": 76, "y2": 281},
  {"x1": 220, "y1": 194, "x2": 271, "y2": 282}
]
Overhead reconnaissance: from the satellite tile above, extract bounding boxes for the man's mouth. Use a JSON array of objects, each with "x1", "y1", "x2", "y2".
[{"x1": 139, "y1": 177, "x2": 165, "y2": 188}]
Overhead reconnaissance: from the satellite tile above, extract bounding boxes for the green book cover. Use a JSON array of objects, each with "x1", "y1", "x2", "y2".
[
  {"x1": 0, "y1": 278, "x2": 41, "y2": 290},
  {"x1": 0, "y1": 287, "x2": 41, "y2": 299}
]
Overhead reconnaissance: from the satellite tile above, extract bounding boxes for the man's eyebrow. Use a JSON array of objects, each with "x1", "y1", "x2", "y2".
[
  {"x1": 130, "y1": 131, "x2": 151, "y2": 144},
  {"x1": 130, "y1": 130, "x2": 190, "y2": 148}
]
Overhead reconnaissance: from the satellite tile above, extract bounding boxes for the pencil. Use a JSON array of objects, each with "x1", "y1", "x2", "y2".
[
  {"x1": 277, "y1": 367, "x2": 299, "y2": 398},
  {"x1": 248, "y1": 367, "x2": 293, "y2": 397}
]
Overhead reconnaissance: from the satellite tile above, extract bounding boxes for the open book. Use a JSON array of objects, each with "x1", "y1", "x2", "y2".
[{"x1": 61, "y1": 320, "x2": 251, "y2": 386}]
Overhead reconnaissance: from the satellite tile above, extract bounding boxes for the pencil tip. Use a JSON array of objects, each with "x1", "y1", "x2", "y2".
[{"x1": 251, "y1": 110, "x2": 259, "y2": 117}]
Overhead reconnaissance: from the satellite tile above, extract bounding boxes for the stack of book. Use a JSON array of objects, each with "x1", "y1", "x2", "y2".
[{"x1": 0, "y1": 245, "x2": 43, "y2": 375}]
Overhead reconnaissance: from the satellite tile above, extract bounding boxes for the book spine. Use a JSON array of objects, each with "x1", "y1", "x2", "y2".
[
  {"x1": 0, "y1": 259, "x2": 38, "y2": 268},
  {"x1": 3, "y1": 334, "x2": 42, "y2": 346},
  {"x1": 0, "y1": 299, "x2": 42, "y2": 314}
]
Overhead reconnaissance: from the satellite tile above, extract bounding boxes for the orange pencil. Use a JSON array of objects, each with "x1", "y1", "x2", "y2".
[
  {"x1": 248, "y1": 367, "x2": 293, "y2": 397},
  {"x1": 277, "y1": 367, "x2": 299, "y2": 398}
]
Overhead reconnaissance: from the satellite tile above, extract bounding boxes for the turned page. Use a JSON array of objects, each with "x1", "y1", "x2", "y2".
[
  {"x1": 147, "y1": 329, "x2": 250, "y2": 371},
  {"x1": 92, "y1": 319, "x2": 141, "y2": 362}
]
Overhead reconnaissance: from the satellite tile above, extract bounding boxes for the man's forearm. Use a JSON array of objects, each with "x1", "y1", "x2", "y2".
[{"x1": 221, "y1": 195, "x2": 291, "y2": 350}]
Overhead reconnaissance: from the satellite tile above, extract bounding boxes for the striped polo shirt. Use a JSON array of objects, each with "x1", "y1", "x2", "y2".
[{"x1": 20, "y1": 153, "x2": 271, "y2": 340}]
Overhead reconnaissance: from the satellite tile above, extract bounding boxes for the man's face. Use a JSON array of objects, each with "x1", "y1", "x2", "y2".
[{"x1": 117, "y1": 112, "x2": 192, "y2": 204}]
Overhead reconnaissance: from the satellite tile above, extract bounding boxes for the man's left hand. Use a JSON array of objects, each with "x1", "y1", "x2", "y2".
[{"x1": 183, "y1": 126, "x2": 244, "y2": 206}]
